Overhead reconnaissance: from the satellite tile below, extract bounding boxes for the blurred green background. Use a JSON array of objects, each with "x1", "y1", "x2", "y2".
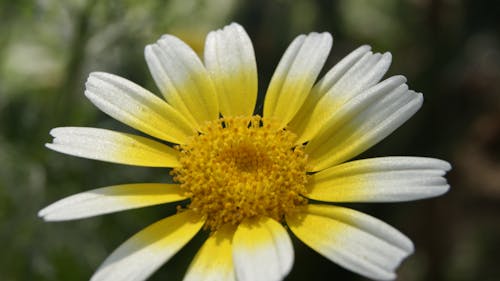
[{"x1": 1, "y1": 0, "x2": 499, "y2": 280}]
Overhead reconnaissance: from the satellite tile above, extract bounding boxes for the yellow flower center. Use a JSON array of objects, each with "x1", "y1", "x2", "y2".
[{"x1": 172, "y1": 116, "x2": 308, "y2": 231}]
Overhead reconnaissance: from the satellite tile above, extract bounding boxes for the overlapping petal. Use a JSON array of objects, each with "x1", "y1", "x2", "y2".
[
  {"x1": 91, "y1": 211, "x2": 204, "y2": 281},
  {"x1": 85, "y1": 72, "x2": 195, "y2": 144},
  {"x1": 184, "y1": 225, "x2": 236, "y2": 281},
  {"x1": 204, "y1": 23, "x2": 258, "y2": 117},
  {"x1": 263, "y1": 32, "x2": 332, "y2": 128},
  {"x1": 289, "y1": 45, "x2": 386, "y2": 143},
  {"x1": 307, "y1": 157, "x2": 451, "y2": 202},
  {"x1": 38, "y1": 184, "x2": 186, "y2": 221},
  {"x1": 232, "y1": 217, "x2": 294, "y2": 281},
  {"x1": 293, "y1": 50, "x2": 392, "y2": 144},
  {"x1": 145, "y1": 35, "x2": 219, "y2": 128},
  {"x1": 287, "y1": 205, "x2": 414, "y2": 280},
  {"x1": 46, "y1": 127, "x2": 180, "y2": 167},
  {"x1": 305, "y1": 78, "x2": 423, "y2": 171}
]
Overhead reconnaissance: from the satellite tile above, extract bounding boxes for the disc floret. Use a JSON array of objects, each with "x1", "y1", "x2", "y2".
[{"x1": 172, "y1": 116, "x2": 308, "y2": 231}]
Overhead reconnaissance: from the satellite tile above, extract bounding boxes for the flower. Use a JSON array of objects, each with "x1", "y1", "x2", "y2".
[{"x1": 40, "y1": 23, "x2": 451, "y2": 281}]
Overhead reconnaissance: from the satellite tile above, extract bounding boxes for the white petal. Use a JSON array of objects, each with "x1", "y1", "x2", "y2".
[
  {"x1": 307, "y1": 157, "x2": 451, "y2": 202},
  {"x1": 291, "y1": 48, "x2": 392, "y2": 143},
  {"x1": 232, "y1": 217, "x2": 293, "y2": 281},
  {"x1": 204, "y1": 22, "x2": 258, "y2": 117},
  {"x1": 289, "y1": 45, "x2": 370, "y2": 142},
  {"x1": 264, "y1": 32, "x2": 332, "y2": 128},
  {"x1": 85, "y1": 72, "x2": 195, "y2": 144},
  {"x1": 306, "y1": 79, "x2": 423, "y2": 171},
  {"x1": 287, "y1": 205, "x2": 413, "y2": 280},
  {"x1": 46, "y1": 127, "x2": 179, "y2": 167},
  {"x1": 184, "y1": 225, "x2": 236, "y2": 281},
  {"x1": 313, "y1": 45, "x2": 375, "y2": 96},
  {"x1": 145, "y1": 35, "x2": 218, "y2": 128},
  {"x1": 329, "y1": 51, "x2": 392, "y2": 101},
  {"x1": 38, "y1": 183, "x2": 186, "y2": 221},
  {"x1": 91, "y1": 211, "x2": 204, "y2": 281}
]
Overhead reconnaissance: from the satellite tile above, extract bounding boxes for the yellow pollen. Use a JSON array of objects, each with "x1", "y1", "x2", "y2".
[{"x1": 172, "y1": 115, "x2": 308, "y2": 231}]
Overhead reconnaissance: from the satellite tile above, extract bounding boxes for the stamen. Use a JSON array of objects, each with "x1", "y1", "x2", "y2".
[{"x1": 172, "y1": 116, "x2": 308, "y2": 231}]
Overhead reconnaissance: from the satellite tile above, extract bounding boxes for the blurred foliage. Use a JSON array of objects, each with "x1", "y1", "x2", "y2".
[{"x1": 1, "y1": 0, "x2": 500, "y2": 280}]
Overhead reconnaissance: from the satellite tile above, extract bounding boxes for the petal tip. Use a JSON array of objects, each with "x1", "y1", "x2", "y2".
[
  {"x1": 435, "y1": 184, "x2": 451, "y2": 197},
  {"x1": 87, "y1": 71, "x2": 109, "y2": 81},
  {"x1": 48, "y1": 127, "x2": 60, "y2": 137},
  {"x1": 144, "y1": 45, "x2": 155, "y2": 61},
  {"x1": 37, "y1": 208, "x2": 47, "y2": 218},
  {"x1": 37, "y1": 207, "x2": 61, "y2": 222},
  {"x1": 360, "y1": 44, "x2": 372, "y2": 51},
  {"x1": 227, "y1": 22, "x2": 243, "y2": 30},
  {"x1": 441, "y1": 160, "x2": 452, "y2": 171},
  {"x1": 393, "y1": 75, "x2": 407, "y2": 83},
  {"x1": 45, "y1": 143, "x2": 56, "y2": 150},
  {"x1": 403, "y1": 237, "x2": 415, "y2": 255}
]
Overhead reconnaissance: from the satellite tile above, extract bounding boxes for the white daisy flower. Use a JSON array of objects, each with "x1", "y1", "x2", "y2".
[{"x1": 40, "y1": 23, "x2": 451, "y2": 281}]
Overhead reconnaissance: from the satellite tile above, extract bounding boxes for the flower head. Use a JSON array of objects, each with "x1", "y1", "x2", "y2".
[{"x1": 40, "y1": 23, "x2": 451, "y2": 281}]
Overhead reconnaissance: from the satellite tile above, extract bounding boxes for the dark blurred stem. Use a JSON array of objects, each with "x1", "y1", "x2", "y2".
[{"x1": 51, "y1": 0, "x2": 97, "y2": 125}]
